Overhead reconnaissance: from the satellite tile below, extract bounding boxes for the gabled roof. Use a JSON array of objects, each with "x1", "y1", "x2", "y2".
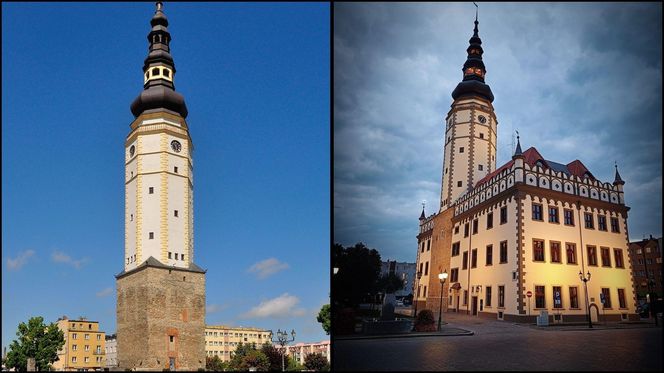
[{"x1": 474, "y1": 147, "x2": 596, "y2": 189}]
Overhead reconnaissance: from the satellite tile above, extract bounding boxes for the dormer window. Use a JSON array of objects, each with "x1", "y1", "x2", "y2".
[
  {"x1": 535, "y1": 160, "x2": 546, "y2": 169},
  {"x1": 152, "y1": 67, "x2": 159, "y2": 76},
  {"x1": 163, "y1": 69, "x2": 170, "y2": 78}
]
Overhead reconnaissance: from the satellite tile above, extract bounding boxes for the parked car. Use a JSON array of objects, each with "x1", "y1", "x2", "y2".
[{"x1": 395, "y1": 299, "x2": 404, "y2": 307}]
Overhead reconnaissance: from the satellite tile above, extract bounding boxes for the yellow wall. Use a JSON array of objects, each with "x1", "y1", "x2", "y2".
[
  {"x1": 54, "y1": 319, "x2": 106, "y2": 371},
  {"x1": 204, "y1": 326, "x2": 271, "y2": 362}
]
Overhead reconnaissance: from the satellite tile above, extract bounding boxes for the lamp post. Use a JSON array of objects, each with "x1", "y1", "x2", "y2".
[
  {"x1": 438, "y1": 270, "x2": 448, "y2": 331},
  {"x1": 579, "y1": 270, "x2": 592, "y2": 328},
  {"x1": 413, "y1": 270, "x2": 423, "y2": 318},
  {"x1": 269, "y1": 329, "x2": 296, "y2": 371}
]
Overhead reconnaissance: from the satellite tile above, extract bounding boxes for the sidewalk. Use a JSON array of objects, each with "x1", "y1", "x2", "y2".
[
  {"x1": 516, "y1": 321, "x2": 661, "y2": 331},
  {"x1": 334, "y1": 326, "x2": 474, "y2": 340}
]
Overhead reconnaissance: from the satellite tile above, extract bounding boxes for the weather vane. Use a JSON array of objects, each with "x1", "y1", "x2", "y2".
[{"x1": 473, "y1": 2, "x2": 478, "y2": 20}]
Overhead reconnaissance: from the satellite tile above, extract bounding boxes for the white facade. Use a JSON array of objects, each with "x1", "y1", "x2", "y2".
[
  {"x1": 105, "y1": 335, "x2": 117, "y2": 368},
  {"x1": 125, "y1": 113, "x2": 194, "y2": 271}
]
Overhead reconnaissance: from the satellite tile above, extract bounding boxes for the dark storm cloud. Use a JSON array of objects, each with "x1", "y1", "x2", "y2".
[{"x1": 334, "y1": 2, "x2": 662, "y2": 261}]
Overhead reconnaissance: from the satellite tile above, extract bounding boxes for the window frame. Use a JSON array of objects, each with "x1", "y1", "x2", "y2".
[
  {"x1": 533, "y1": 239, "x2": 545, "y2": 262},
  {"x1": 598, "y1": 215, "x2": 607, "y2": 231},
  {"x1": 548, "y1": 206, "x2": 559, "y2": 223},
  {"x1": 563, "y1": 209, "x2": 574, "y2": 226},
  {"x1": 550, "y1": 241, "x2": 562, "y2": 263},
  {"x1": 569, "y1": 286, "x2": 579, "y2": 309},
  {"x1": 532, "y1": 203, "x2": 543, "y2": 221},
  {"x1": 552, "y1": 285, "x2": 563, "y2": 309},
  {"x1": 485, "y1": 286, "x2": 492, "y2": 307},
  {"x1": 587, "y1": 245, "x2": 598, "y2": 266},
  {"x1": 462, "y1": 251, "x2": 468, "y2": 270},
  {"x1": 499, "y1": 241, "x2": 508, "y2": 263},
  {"x1": 565, "y1": 242, "x2": 577, "y2": 264},
  {"x1": 471, "y1": 249, "x2": 477, "y2": 268},
  {"x1": 614, "y1": 248, "x2": 624, "y2": 268},
  {"x1": 498, "y1": 285, "x2": 505, "y2": 308},
  {"x1": 600, "y1": 246, "x2": 611, "y2": 267},
  {"x1": 486, "y1": 244, "x2": 493, "y2": 266},
  {"x1": 584, "y1": 212, "x2": 594, "y2": 229},
  {"x1": 486, "y1": 212, "x2": 493, "y2": 230},
  {"x1": 534, "y1": 285, "x2": 546, "y2": 309}
]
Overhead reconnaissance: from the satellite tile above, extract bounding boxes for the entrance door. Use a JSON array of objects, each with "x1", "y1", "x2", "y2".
[
  {"x1": 472, "y1": 296, "x2": 478, "y2": 316},
  {"x1": 590, "y1": 304, "x2": 599, "y2": 323},
  {"x1": 169, "y1": 357, "x2": 175, "y2": 371},
  {"x1": 456, "y1": 296, "x2": 460, "y2": 312}
]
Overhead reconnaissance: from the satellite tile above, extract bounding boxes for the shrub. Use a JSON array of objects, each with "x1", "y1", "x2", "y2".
[{"x1": 414, "y1": 309, "x2": 437, "y2": 332}]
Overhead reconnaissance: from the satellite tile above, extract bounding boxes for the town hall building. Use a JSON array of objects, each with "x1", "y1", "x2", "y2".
[{"x1": 414, "y1": 13, "x2": 637, "y2": 324}]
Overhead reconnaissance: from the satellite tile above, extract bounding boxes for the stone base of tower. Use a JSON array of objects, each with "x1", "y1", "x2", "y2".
[{"x1": 116, "y1": 259, "x2": 206, "y2": 371}]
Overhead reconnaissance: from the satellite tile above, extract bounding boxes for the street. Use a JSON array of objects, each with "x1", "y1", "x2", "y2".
[{"x1": 333, "y1": 311, "x2": 663, "y2": 371}]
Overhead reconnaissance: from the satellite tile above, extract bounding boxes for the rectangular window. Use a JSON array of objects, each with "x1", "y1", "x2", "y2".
[
  {"x1": 464, "y1": 223, "x2": 469, "y2": 237},
  {"x1": 535, "y1": 285, "x2": 545, "y2": 308},
  {"x1": 458, "y1": 180, "x2": 463, "y2": 187},
  {"x1": 598, "y1": 215, "x2": 607, "y2": 231},
  {"x1": 532, "y1": 203, "x2": 543, "y2": 221},
  {"x1": 618, "y1": 289, "x2": 626, "y2": 309},
  {"x1": 174, "y1": 166, "x2": 178, "y2": 173},
  {"x1": 587, "y1": 245, "x2": 598, "y2": 266},
  {"x1": 85, "y1": 334, "x2": 89, "y2": 340},
  {"x1": 419, "y1": 262, "x2": 423, "y2": 275},
  {"x1": 174, "y1": 210, "x2": 179, "y2": 217},
  {"x1": 149, "y1": 232, "x2": 154, "y2": 239},
  {"x1": 454, "y1": 225, "x2": 459, "y2": 234},
  {"x1": 427, "y1": 240, "x2": 430, "y2": 251},
  {"x1": 486, "y1": 245, "x2": 493, "y2": 266},
  {"x1": 462, "y1": 251, "x2": 468, "y2": 270},
  {"x1": 424, "y1": 261, "x2": 429, "y2": 276},
  {"x1": 478, "y1": 164, "x2": 483, "y2": 170},
  {"x1": 471, "y1": 249, "x2": 477, "y2": 268},
  {"x1": 498, "y1": 286, "x2": 505, "y2": 307},
  {"x1": 600, "y1": 247, "x2": 611, "y2": 267},
  {"x1": 486, "y1": 212, "x2": 493, "y2": 229},
  {"x1": 168, "y1": 252, "x2": 172, "y2": 259},
  {"x1": 601, "y1": 288, "x2": 612, "y2": 308},
  {"x1": 97, "y1": 334, "x2": 100, "y2": 341},
  {"x1": 463, "y1": 290, "x2": 468, "y2": 305},
  {"x1": 72, "y1": 344, "x2": 77, "y2": 351},
  {"x1": 550, "y1": 241, "x2": 561, "y2": 263},
  {"x1": 500, "y1": 206, "x2": 507, "y2": 224},
  {"x1": 569, "y1": 286, "x2": 579, "y2": 308},
  {"x1": 486, "y1": 286, "x2": 492, "y2": 307},
  {"x1": 421, "y1": 241, "x2": 425, "y2": 253},
  {"x1": 181, "y1": 254, "x2": 185, "y2": 261},
  {"x1": 533, "y1": 239, "x2": 545, "y2": 262},
  {"x1": 552, "y1": 286, "x2": 562, "y2": 309},
  {"x1": 548, "y1": 206, "x2": 559, "y2": 223},
  {"x1": 479, "y1": 133, "x2": 484, "y2": 139},
  {"x1": 451, "y1": 242, "x2": 460, "y2": 256},
  {"x1": 564, "y1": 209, "x2": 574, "y2": 226},
  {"x1": 175, "y1": 253, "x2": 179, "y2": 260},
  {"x1": 450, "y1": 268, "x2": 458, "y2": 283},
  {"x1": 584, "y1": 212, "x2": 594, "y2": 229},
  {"x1": 149, "y1": 187, "x2": 154, "y2": 194},
  {"x1": 566, "y1": 243, "x2": 577, "y2": 264},
  {"x1": 610, "y1": 217, "x2": 620, "y2": 233},
  {"x1": 460, "y1": 146, "x2": 465, "y2": 153},
  {"x1": 614, "y1": 249, "x2": 624, "y2": 268},
  {"x1": 472, "y1": 219, "x2": 478, "y2": 234},
  {"x1": 72, "y1": 357, "x2": 77, "y2": 363},
  {"x1": 423, "y1": 286, "x2": 427, "y2": 297},
  {"x1": 73, "y1": 333, "x2": 77, "y2": 340},
  {"x1": 500, "y1": 241, "x2": 508, "y2": 263}
]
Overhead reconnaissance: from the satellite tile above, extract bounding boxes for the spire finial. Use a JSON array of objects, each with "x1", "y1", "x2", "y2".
[
  {"x1": 613, "y1": 161, "x2": 625, "y2": 185},
  {"x1": 419, "y1": 201, "x2": 426, "y2": 220},
  {"x1": 156, "y1": 1, "x2": 163, "y2": 12},
  {"x1": 513, "y1": 130, "x2": 523, "y2": 157},
  {"x1": 473, "y1": 2, "x2": 479, "y2": 36}
]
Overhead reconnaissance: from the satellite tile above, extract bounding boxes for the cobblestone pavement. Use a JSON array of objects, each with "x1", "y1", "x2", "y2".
[{"x1": 333, "y1": 311, "x2": 663, "y2": 371}]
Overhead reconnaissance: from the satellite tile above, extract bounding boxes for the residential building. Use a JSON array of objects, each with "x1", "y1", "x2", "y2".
[
  {"x1": 52, "y1": 316, "x2": 105, "y2": 371},
  {"x1": 282, "y1": 341, "x2": 330, "y2": 366},
  {"x1": 380, "y1": 260, "x2": 416, "y2": 297},
  {"x1": 414, "y1": 13, "x2": 637, "y2": 324},
  {"x1": 204, "y1": 326, "x2": 271, "y2": 362},
  {"x1": 116, "y1": 3, "x2": 206, "y2": 371},
  {"x1": 105, "y1": 334, "x2": 117, "y2": 369},
  {"x1": 628, "y1": 236, "x2": 662, "y2": 303}
]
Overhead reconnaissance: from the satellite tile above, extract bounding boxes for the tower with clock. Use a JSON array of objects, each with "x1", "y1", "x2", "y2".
[
  {"x1": 439, "y1": 13, "x2": 497, "y2": 212},
  {"x1": 116, "y1": 2, "x2": 206, "y2": 370}
]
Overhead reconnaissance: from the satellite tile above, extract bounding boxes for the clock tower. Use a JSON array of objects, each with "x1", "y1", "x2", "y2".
[
  {"x1": 439, "y1": 14, "x2": 497, "y2": 211},
  {"x1": 116, "y1": 2, "x2": 206, "y2": 370}
]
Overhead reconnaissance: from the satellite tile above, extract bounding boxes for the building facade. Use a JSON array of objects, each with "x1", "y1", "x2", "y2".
[
  {"x1": 380, "y1": 260, "x2": 416, "y2": 297},
  {"x1": 204, "y1": 326, "x2": 271, "y2": 362},
  {"x1": 282, "y1": 341, "x2": 331, "y2": 365},
  {"x1": 414, "y1": 14, "x2": 637, "y2": 324},
  {"x1": 116, "y1": 3, "x2": 206, "y2": 371},
  {"x1": 52, "y1": 316, "x2": 105, "y2": 371},
  {"x1": 628, "y1": 236, "x2": 662, "y2": 304},
  {"x1": 105, "y1": 334, "x2": 118, "y2": 369}
]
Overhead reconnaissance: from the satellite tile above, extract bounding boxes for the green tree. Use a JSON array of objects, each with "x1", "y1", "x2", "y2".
[
  {"x1": 260, "y1": 342, "x2": 290, "y2": 371},
  {"x1": 332, "y1": 242, "x2": 382, "y2": 306},
  {"x1": 376, "y1": 273, "x2": 405, "y2": 294},
  {"x1": 286, "y1": 356, "x2": 304, "y2": 371},
  {"x1": 316, "y1": 304, "x2": 331, "y2": 335},
  {"x1": 5, "y1": 316, "x2": 65, "y2": 371},
  {"x1": 229, "y1": 342, "x2": 270, "y2": 371},
  {"x1": 303, "y1": 352, "x2": 330, "y2": 371},
  {"x1": 206, "y1": 355, "x2": 226, "y2": 371}
]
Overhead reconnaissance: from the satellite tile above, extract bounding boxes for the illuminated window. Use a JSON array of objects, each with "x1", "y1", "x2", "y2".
[
  {"x1": 566, "y1": 243, "x2": 577, "y2": 264},
  {"x1": 552, "y1": 286, "x2": 563, "y2": 309},
  {"x1": 533, "y1": 239, "x2": 545, "y2": 262},
  {"x1": 614, "y1": 249, "x2": 624, "y2": 268},
  {"x1": 550, "y1": 242, "x2": 561, "y2": 263},
  {"x1": 569, "y1": 286, "x2": 579, "y2": 309},
  {"x1": 618, "y1": 289, "x2": 626, "y2": 308},
  {"x1": 601, "y1": 288, "x2": 612, "y2": 308},
  {"x1": 587, "y1": 245, "x2": 598, "y2": 266}
]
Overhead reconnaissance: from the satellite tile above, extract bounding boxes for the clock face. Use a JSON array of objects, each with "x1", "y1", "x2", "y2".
[
  {"x1": 171, "y1": 140, "x2": 182, "y2": 153},
  {"x1": 478, "y1": 115, "x2": 487, "y2": 124},
  {"x1": 129, "y1": 145, "x2": 135, "y2": 157}
]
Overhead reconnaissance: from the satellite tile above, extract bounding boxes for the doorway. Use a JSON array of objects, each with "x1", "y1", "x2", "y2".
[
  {"x1": 472, "y1": 296, "x2": 478, "y2": 316},
  {"x1": 169, "y1": 357, "x2": 175, "y2": 371},
  {"x1": 456, "y1": 295, "x2": 460, "y2": 312},
  {"x1": 590, "y1": 304, "x2": 599, "y2": 323}
]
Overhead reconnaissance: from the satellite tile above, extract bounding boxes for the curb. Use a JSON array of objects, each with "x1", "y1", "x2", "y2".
[{"x1": 334, "y1": 329, "x2": 475, "y2": 340}]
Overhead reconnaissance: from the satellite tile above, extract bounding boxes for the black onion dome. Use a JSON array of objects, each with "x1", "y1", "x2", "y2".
[
  {"x1": 451, "y1": 16, "x2": 494, "y2": 103},
  {"x1": 131, "y1": 1, "x2": 188, "y2": 119}
]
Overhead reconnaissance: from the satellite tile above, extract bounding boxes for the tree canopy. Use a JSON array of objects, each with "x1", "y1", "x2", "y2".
[
  {"x1": 5, "y1": 316, "x2": 65, "y2": 371},
  {"x1": 260, "y1": 342, "x2": 290, "y2": 371},
  {"x1": 304, "y1": 352, "x2": 330, "y2": 371},
  {"x1": 317, "y1": 304, "x2": 331, "y2": 335},
  {"x1": 376, "y1": 273, "x2": 405, "y2": 294},
  {"x1": 332, "y1": 242, "x2": 382, "y2": 306},
  {"x1": 228, "y1": 342, "x2": 270, "y2": 371}
]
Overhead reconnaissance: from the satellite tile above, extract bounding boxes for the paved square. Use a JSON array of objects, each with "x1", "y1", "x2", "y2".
[{"x1": 333, "y1": 312, "x2": 663, "y2": 371}]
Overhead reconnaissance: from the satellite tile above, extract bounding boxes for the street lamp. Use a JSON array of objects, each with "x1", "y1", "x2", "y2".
[
  {"x1": 413, "y1": 270, "x2": 423, "y2": 319},
  {"x1": 333, "y1": 267, "x2": 339, "y2": 275},
  {"x1": 438, "y1": 270, "x2": 448, "y2": 331},
  {"x1": 269, "y1": 329, "x2": 296, "y2": 371},
  {"x1": 579, "y1": 270, "x2": 592, "y2": 329}
]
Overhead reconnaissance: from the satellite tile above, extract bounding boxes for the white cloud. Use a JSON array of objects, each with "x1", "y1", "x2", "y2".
[
  {"x1": 6, "y1": 250, "x2": 35, "y2": 270},
  {"x1": 247, "y1": 258, "x2": 290, "y2": 279},
  {"x1": 240, "y1": 293, "x2": 307, "y2": 319},
  {"x1": 96, "y1": 287, "x2": 113, "y2": 297},
  {"x1": 51, "y1": 250, "x2": 88, "y2": 269}
]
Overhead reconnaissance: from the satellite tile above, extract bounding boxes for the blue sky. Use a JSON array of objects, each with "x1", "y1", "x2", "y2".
[
  {"x1": 2, "y1": 2, "x2": 330, "y2": 351},
  {"x1": 334, "y1": 2, "x2": 662, "y2": 262}
]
